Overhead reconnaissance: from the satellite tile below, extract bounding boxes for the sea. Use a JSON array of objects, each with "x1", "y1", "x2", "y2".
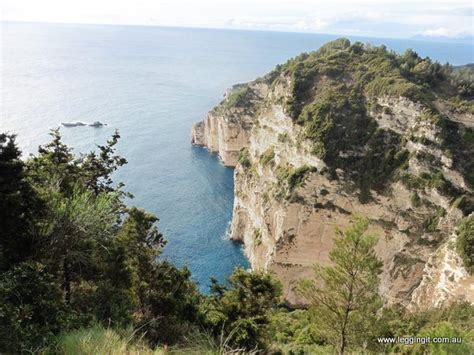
[{"x1": 1, "y1": 21, "x2": 472, "y2": 291}]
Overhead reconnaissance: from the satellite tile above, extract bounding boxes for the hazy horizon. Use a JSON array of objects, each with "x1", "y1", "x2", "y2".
[{"x1": 2, "y1": 19, "x2": 473, "y2": 47}]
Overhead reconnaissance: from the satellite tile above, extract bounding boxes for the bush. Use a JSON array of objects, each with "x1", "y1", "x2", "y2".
[
  {"x1": 199, "y1": 268, "x2": 282, "y2": 350},
  {"x1": 411, "y1": 322, "x2": 473, "y2": 354},
  {"x1": 374, "y1": 303, "x2": 474, "y2": 354},
  {"x1": 266, "y1": 309, "x2": 327, "y2": 353},
  {"x1": 225, "y1": 86, "x2": 254, "y2": 109},
  {"x1": 457, "y1": 216, "x2": 474, "y2": 273},
  {"x1": 238, "y1": 148, "x2": 251, "y2": 169},
  {"x1": 0, "y1": 262, "x2": 66, "y2": 353},
  {"x1": 259, "y1": 147, "x2": 275, "y2": 167},
  {"x1": 276, "y1": 164, "x2": 316, "y2": 195}
]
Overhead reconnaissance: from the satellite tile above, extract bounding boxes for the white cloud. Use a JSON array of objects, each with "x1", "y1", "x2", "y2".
[{"x1": 421, "y1": 27, "x2": 472, "y2": 38}]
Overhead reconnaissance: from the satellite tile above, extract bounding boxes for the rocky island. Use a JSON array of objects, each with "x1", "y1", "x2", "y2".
[{"x1": 192, "y1": 39, "x2": 474, "y2": 308}]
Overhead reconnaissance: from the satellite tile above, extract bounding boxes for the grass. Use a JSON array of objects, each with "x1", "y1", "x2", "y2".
[
  {"x1": 44, "y1": 325, "x2": 251, "y2": 355},
  {"x1": 46, "y1": 325, "x2": 162, "y2": 355},
  {"x1": 259, "y1": 147, "x2": 275, "y2": 167}
]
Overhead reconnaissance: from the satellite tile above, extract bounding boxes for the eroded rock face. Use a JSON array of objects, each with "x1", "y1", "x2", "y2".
[
  {"x1": 191, "y1": 112, "x2": 251, "y2": 166},
  {"x1": 191, "y1": 58, "x2": 474, "y2": 309}
]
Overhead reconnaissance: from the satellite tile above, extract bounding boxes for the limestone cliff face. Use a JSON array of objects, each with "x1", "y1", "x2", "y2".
[
  {"x1": 191, "y1": 85, "x2": 257, "y2": 166},
  {"x1": 191, "y1": 41, "x2": 474, "y2": 309}
]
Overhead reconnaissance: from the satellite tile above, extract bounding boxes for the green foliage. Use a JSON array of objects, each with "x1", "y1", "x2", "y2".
[
  {"x1": 40, "y1": 185, "x2": 121, "y2": 304},
  {"x1": 92, "y1": 207, "x2": 166, "y2": 327},
  {"x1": 401, "y1": 171, "x2": 450, "y2": 193},
  {"x1": 298, "y1": 217, "x2": 383, "y2": 354},
  {"x1": 133, "y1": 262, "x2": 200, "y2": 345},
  {"x1": 448, "y1": 96, "x2": 474, "y2": 114},
  {"x1": 412, "y1": 322, "x2": 473, "y2": 354},
  {"x1": 225, "y1": 86, "x2": 254, "y2": 109},
  {"x1": 259, "y1": 147, "x2": 275, "y2": 167},
  {"x1": 238, "y1": 148, "x2": 251, "y2": 169},
  {"x1": 50, "y1": 325, "x2": 159, "y2": 354},
  {"x1": 441, "y1": 121, "x2": 474, "y2": 190},
  {"x1": 199, "y1": 268, "x2": 282, "y2": 350},
  {"x1": 254, "y1": 229, "x2": 262, "y2": 246},
  {"x1": 276, "y1": 164, "x2": 316, "y2": 198},
  {"x1": 0, "y1": 262, "x2": 65, "y2": 353},
  {"x1": 420, "y1": 108, "x2": 445, "y2": 124},
  {"x1": 451, "y1": 65, "x2": 474, "y2": 99},
  {"x1": 456, "y1": 216, "x2": 474, "y2": 274},
  {"x1": 377, "y1": 302, "x2": 474, "y2": 354},
  {"x1": 451, "y1": 194, "x2": 474, "y2": 216},
  {"x1": 266, "y1": 309, "x2": 330, "y2": 354},
  {"x1": 0, "y1": 130, "x2": 200, "y2": 352},
  {"x1": 80, "y1": 131, "x2": 128, "y2": 195},
  {"x1": 0, "y1": 134, "x2": 42, "y2": 271},
  {"x1": 410, "y1": 192, "x2": 421, "y2": 207},
  {"x1": 424, "y1": 207, "x2": 446, "y2": 233}
]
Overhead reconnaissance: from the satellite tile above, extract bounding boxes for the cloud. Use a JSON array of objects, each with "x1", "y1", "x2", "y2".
[
  {"x1": 421, "y1": 27, "x2": 472, "y2": 38},
  {"x1": 294, "y1": 18, "x2": 329, "y2": 31},
  {"x1": 1, "y1": 0, "x2": 473, "y2": 40}
]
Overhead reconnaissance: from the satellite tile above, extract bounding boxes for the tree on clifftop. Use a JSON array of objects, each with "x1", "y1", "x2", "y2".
[
  {"x1": 0, "y1": 134, "x2": 41, "y2": 271},
  {"x1": 298, "y1": 217, "x2": 383, "y2": 354}
]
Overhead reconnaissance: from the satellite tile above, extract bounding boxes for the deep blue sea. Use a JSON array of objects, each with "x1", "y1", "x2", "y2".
[{"x1": 1, "y1": 22, "x2": 472, "y2": 290}]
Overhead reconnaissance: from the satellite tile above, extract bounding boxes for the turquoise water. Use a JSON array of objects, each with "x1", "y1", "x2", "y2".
[{"x1": 1, "y1": 22, "x2": 472, "y2": 290}]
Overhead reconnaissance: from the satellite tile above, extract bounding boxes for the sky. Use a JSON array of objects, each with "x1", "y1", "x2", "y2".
[{"x1": 1, "y1": 0, "x2": 473, "y2": 40}]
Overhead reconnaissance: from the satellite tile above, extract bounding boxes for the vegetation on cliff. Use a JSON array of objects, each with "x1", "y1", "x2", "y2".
[
  {"x1": 261, "y1": 39, "x2": 474, "y2": 204},
  {"x1": 457, "y1": 216, "x2": 474, "y2": 273}
]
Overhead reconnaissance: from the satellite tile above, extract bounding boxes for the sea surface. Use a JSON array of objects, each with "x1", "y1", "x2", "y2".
[{"x1": 1, "y1": 22, "x2": 472, "y2": 290}]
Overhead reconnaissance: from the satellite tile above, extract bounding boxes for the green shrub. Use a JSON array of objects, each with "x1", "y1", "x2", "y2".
[
  {"x1": 410, "y1": 192, "x2": 421, "y2": 207},
  {"x1": 451, "y1": 195, "x2": 474, "y2": 216},
  {"x1": 259, "y1": 147, "x2": 275, "y2": 167},
  {"x1": 377, "y1": 302, "x2": 474, "y2": 353},
  {"x1": 0, "y1": 262, "x2": 66, "y2": 353},
  {"x1": 423, "y1": 207, "x2": 446, "y2": 233},
  {"x1": 412, "y1": 322, "x2": 473, "y2": 354},
  {"x1": 457, "y1": 216, "x2": 474, "y2": 274},
  {"x1": 199, "y1": 268, "x2": 281, "y2": 350},
  {"x1": 225, "y1": 86, "x2": 253, "y2": 109},
  {"x1": 266, "y1": 309, "x2": 328, "y2": 353},
  {"x1": 238, "y1": 148, "x2": 251, "y2": 169},
  {"x1": 276, "y1": 164, "x2": 316, "y2": 197}
]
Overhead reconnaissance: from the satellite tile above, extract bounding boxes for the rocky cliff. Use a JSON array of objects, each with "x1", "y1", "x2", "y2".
[{"x1": 192, "y1": 39, "x2": 474, "y2": 309}]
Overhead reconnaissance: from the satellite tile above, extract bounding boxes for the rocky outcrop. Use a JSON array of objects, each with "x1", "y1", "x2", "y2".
[
  {"x1": 191, "y1": 111, "x2": 251, "y2": 167},
  {"x1": 191, "y1": 41, "x2": 474, "y2": 309}
]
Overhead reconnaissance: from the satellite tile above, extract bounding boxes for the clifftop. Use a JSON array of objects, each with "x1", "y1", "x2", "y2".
[
  {"x1": 257, "y1": 38, "x2": 473, "y2": 202},
  {"x1": 192, "y1": 39, "x2": 474, "y2": 308}
]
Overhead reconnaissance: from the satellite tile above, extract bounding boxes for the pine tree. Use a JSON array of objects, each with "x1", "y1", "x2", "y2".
[
  {"x1": 0, "y1": 134, "x2": 41, "y2": 270},
  {"x1": 298, "y1": 217, "x2": 383, "y2": 354}
]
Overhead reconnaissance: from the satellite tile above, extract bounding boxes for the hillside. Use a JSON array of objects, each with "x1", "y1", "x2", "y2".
[{"x1": 192, "y1": 38, "x2": 474, "y2": 308}]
